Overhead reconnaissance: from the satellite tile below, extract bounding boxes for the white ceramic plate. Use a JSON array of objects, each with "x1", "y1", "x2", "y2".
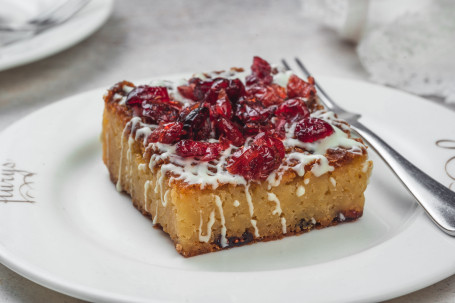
[
  {"x1": 0, "y1": 0, "x2": 113, "y2": 72},
  {"x1": 0, "y1": 76, "x2": 455, "y2": 303}
]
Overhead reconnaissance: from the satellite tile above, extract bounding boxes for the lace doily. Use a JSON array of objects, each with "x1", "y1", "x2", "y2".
[
  {"x1": 357, "y1": 0, "x2": 455, "y2": 103},
  {"x1": 301, "y1": 0, "x2": 455, "y2": 103}
]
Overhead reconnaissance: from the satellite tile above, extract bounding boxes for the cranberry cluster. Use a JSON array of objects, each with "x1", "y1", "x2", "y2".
[{"x1": 123, "y1": 56, "x2": 334, "y2": 181}]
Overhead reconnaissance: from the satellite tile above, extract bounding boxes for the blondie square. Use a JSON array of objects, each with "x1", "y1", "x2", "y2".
[{"x1": 102, "y1": 57, "x2": 372, "y2": 257}]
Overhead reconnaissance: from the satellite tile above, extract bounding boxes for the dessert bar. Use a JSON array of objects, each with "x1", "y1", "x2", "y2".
[{"x1": 101, "y1": 57, "x2": 373, "y2": 257}]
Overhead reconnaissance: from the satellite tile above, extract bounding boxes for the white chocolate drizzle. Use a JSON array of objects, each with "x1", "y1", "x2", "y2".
[
  {"x1": 281, "y1": 217, "x2": 287, "y2": 234},
  {"x1": 330, "y1": 177, "x2": 337, "y2": 187},
  {"x1": 199, "y1": 210, "x2": 215, "y2": 243},
  {"x1": 268, "y1": 192, "x2": 287, "y2": 234},
  {"x1": 153, "y1": 202, "x2": 158, "y2": 225},
  {"x1": 233, "y1": 200, "x2": 240, "y2": 207},
  {"x1": 163, "y1": 189, "x2": 170, "y2": 207},
  {"x1": 272, "y1": 69, "x2": 293, "y2": 87},
  {"x1": 267, "y1": 193, "x2": 286, "y2": 234},
  {"x1": 135, "y1": 126, "x2": 153, "y2": 146},
  {"x1": 267, "y1": 193, "x2": 282, "y2": 216},
  {"x1": 116, "y1": 121, "x2": 129, "y2": 192},
  {"x1": 214, "y1": 195, "x2": 228, "y2": 247},
  {"x1": 113, "y1": 93, "x2": 123, "y2": 101},
  {"x1": 105, "y1": 132, "x2": 110, "y2": 164},
  {"x1": 250, "y1": 220, "x2": 259, "y2": 238},
  {"x1": 127, "y1": 136, "x2": 134, "y2": 190},
  {"x1": 147, "y1": 143, "x2": 247, "y2": 190},
  {"x1": 159, "y1": 173, "x2": 166, "y2": 206},
  {"x1": 144, "y1": 181, "x2": 151, "y2": 212},
  {"x1": 245, "y1": 184, "x2": 260, "y2": 237},
  {"x1": 151, "y1": 168, "x2": 168, "y2": 215},
  {"x1": 123, "y1": 85, "x2": 134, "y2": 94},
  {"x1": 118, "y1": 96, "x2": 127, "y2": 106},
  {"x1": 154, "y1": 170, "x2": 161, "y2": 194},
  {"x1": 245, "y1": 184, "x2": 254, "y2": 217},
  {"x1": 296, "y1": 185, "x2": 305, "y2": 197},
  {"x1": 339, "y1": 213, "x2": 346, "y2": 221}
]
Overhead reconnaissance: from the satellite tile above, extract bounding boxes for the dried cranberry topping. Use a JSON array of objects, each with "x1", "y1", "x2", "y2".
[
  {"x1": 125, "y1": 86, "x2": 181, "y2": 124},
  {"x1": 234, "y1": 98, "x2": 273, "y2": 124},
  {"x1": 287, "y1": 75, "x2": 317, "y2": 99},
  {"x1": 119, "y1": 57, "x2": 329, "y2": 181},
  {"x1": 275, "y1": 97, "x2": 310, "y2": 122},
  {"x1": 252, "y1": 132, "x2": 285, "y2": 158},
  {"x1": 178, "y1": 103, "x2": 199, "y2": 121},
  {"x1": 226, "y1": 132, "x2": 285, "y2": 180},
  {"x1": 294, "y1": 118, "x2": 334, "y2": 143},
  {"x1": 192, "y1": 78, "x2": 213, "y2": 101},
  {"x1": 242, "y1": 122, "x2": 272, "y2": 137},
  {"x1": 126, "y1": 86, "x2": 170, "y2": 106},
  {"x1": 141, "y1": 103, "x2": 180, "y2": 124},
  {"x1": 247, "y1": 83, "x2": 286, "y2": 107},
  {"x1": 177, "y1": 77, "x2": 208, "y2": 101},
  {"x1": 180, "y1": 106, "x2": 211, "y2": 140},
  {"x1": 177, "y1": 85, "x2": 196, "y2": 101},
  {"x1": 212, "y1": 89, "x2": 233, "y2": 119},
  {"x1": 226, "y1": 78, "x2": 246, "y2": 103},
  {"x1": 215, "y1": 117, "x2": 245, "y2": 147},
  {"x1": 148, "y1": 122, "x2": 185, "y2": 144},
  {"x1": 179, "y1": 77, "x2": 246, "y2": 106},
  {"x1": 204, "y1": 78, "x2": 230, "y2": 104},
  {"x1": 245, "y1": 56, "x2": 273, "y2": 86},
  {"x1": 273, "y1": 118, "x2": 287, "y2": 139},
  {"x1": 176, "y1": 140, "x2": 225, "y2": 161}
]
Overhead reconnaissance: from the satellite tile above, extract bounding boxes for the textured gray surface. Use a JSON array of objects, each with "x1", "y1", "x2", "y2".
[{"x1": 0, "y1": 0, "x2": 454, "y2": 302}]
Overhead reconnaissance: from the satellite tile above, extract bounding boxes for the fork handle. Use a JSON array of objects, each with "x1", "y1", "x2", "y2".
[{"x1": 351, "y1": 121, "x2": 455, "y2": 235}]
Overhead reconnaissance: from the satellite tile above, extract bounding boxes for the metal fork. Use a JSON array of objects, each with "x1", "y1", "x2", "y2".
[
  {"x1": 283, "y1": 57, "x2": 455, "y2": 236},
  {"x1": 0, "y1": 0, "x2": 90, "y2": 46}
]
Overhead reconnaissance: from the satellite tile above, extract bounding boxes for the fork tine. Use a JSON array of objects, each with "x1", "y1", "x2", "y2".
[
  {"x1": 294, "y1": 57, "x2": 312, "y2": 78},
  {"x1": 281, "y1": 59, "x2": 291, "y2": 71}
]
